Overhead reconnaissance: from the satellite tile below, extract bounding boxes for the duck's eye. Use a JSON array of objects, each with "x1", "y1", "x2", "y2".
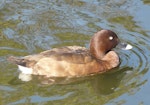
[{"x1": 109, "y1": 36, "x2": 113, "y2": 40}]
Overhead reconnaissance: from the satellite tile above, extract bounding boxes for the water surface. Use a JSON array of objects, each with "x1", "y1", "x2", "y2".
[{"x1": 0, "y1": 0, "x2": 150, "y2": 105}]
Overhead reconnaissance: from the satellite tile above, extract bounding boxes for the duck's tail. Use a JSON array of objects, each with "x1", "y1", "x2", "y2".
[
  {"x1": 8, "y1": 56, "x2": 33, "y2": 74},
  {"x1": 8, "y1": 56, "x2": 27, "y2": 66}
]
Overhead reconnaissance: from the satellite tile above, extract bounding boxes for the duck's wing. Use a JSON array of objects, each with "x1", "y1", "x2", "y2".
[
  {"x1": 39, "y1": 46, "x2": 93, "y2": 64},
  {"x1": 8, "y1": 46, "x2": 93, "y2": 67}
]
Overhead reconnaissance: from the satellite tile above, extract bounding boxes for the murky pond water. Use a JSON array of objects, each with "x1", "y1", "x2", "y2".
[{"x1": 0, "y1": 0, "x2": 150, "y2": 105}]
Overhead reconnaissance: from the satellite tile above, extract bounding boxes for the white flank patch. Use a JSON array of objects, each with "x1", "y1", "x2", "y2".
[
  {"x1": 18, "y1": 65, "x2": 33, "y2": 74},
  {"x1": 124, "y1": 44, "x2": 133, "y2": 50}
]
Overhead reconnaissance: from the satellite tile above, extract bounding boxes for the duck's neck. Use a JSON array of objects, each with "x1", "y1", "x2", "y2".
[
  {"x1": 89, "y1": 36, "x2": 106, "y2": 59},
  {"x1": 90, "y1": 44, "x2": 105, "y2": 60},
  {"x1": 91, "y1": 50, "x2": 105, "y2": 60}
]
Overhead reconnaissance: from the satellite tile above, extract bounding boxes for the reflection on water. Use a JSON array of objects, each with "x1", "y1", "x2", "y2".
[{"x1": 0, "y1": 0, "x2": 150, "y2": 105}]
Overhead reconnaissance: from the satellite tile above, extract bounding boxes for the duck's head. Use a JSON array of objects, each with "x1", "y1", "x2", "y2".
[{"x1": 90, "y1": 29, "x2": 132, "y2": 59}]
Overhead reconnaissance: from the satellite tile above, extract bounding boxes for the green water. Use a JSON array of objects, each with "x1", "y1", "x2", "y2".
[{"x1": 0, "y1": 0, "x2": 150, "y2": 105}]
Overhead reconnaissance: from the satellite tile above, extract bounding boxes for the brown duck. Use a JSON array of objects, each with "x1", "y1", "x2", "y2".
[{"x1": 8, "y1": 30, "x2": 132, "y2": 78}]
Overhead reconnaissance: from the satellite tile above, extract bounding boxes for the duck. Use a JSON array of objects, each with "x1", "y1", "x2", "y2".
[{"x1": 8, "y1": 29, "x2": 132, "y2": 79}]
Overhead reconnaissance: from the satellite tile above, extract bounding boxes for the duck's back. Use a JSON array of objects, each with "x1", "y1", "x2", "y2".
[
  {"x1": 9, "y1": 46, "x2": 99, "y2": 77},
  {"x1": 39, "y1": 46, "x2": 93, "y2": 63}
]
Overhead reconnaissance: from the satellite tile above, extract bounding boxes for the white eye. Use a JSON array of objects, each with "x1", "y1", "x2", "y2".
[{"x1": 109, "y1": 36, "x2": 113, "y2": 40}]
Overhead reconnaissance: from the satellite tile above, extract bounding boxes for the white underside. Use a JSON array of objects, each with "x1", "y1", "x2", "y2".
[{"x1": 18, "y1": 65, "x2": 33, "y2": 74}]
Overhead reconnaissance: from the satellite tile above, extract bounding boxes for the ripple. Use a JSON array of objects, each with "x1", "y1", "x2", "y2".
[
  {"x1": 112, "y1": 30, "x2": 150, "y2": 102},
  {"x1": 117, "y1": 30, "x2": 149, "y2": 73},
  {"x1": 8, "y1": 92, "x2": 74, "y2": 105}
]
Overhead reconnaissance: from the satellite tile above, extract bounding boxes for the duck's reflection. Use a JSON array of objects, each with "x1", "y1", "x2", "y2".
[
  {"x1": 30, "y1": 67, "x2": 131, "y2": 94},
  {"x1": 91, "y1": 67, "x2": 133, "y2": 95},
  {"x1": 9, "y1": 67, "x2": 132, "y2": 95},
  {"x1": 90, "y1": 71, "x2": 124, "y2": 95}
]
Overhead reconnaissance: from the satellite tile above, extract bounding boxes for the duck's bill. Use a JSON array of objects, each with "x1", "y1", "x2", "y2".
[{"x1": 117, "y1": 43, "x2": 133, "y2": 50}]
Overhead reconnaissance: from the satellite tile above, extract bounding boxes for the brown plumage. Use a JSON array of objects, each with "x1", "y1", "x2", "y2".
[{"x1": 8, "y1": 30, "x2": 121, "y2": 77}]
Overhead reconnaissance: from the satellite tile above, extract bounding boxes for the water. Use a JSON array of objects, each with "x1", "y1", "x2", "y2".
[{"x1": 0, "y1": 0, "x2": 150, "y2": 105}]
